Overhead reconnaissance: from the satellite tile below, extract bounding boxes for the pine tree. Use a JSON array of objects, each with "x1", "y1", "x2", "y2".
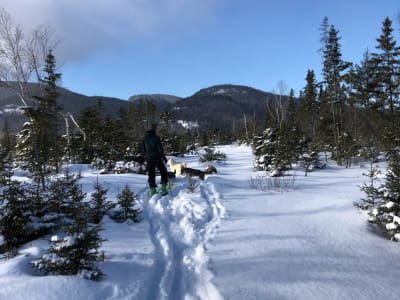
[
  {"x1": 382, "y1": 157, "x2": 400, "y2": 215},
  {"x1": 31, "y1": 205, "x2": 105, "y2": 280},
  {"x1": 359, "y1": 162, "x2": 383, "y2": 209},
  {"x1": 14, "y1": 51, "x2": 62, "y2": 186},
  {"x1": 298, "y1": 70, "x2": 318, "y2": 139},
  {"x1": 0, "y1": 180, "x2": 32, "y2": 255},
  {"x1": 253, "y1": 128, "x2": 289, "y2": 176},
  {"x1": 115, "y1": 184, "x2": 141, "y2": 222},
  {"x1": 321, "y1": 24, "x2": 351, "y2": 165},
  {"x1": 31, "y1": 176, "x2": 105, "y2": 280},
  {"x1": 89, "y1": 178, "x2": 115, "y2": 223},
  {"x1": 371, "y1": 18, "x2": 400, "y2": 132},
  {"x1": 47, "y1": 168, "x2": 83, "y2": 221}
]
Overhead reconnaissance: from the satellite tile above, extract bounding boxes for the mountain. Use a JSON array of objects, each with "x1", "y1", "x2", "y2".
[
  {"x1": 0, "y1": 83, "x2": 130, "y2": 133},
  {"x1": 128, "y1": 84, "x2": 288, "y2": 130},
  {"x1": 0, "y1": 83, "x2": 289, "y2": 134},
  {"x1": 129, "y1": 94, "x2": 181, "y2": 110}
]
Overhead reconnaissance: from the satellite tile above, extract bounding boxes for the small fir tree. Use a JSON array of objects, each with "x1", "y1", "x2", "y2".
[
  {"x1": 115, "y1": 184, "x2": 141, "y2": 222},
  {"x1": 359, "y1": 162, "x2": 383, "y2": 209},
  {"x1": 253, "y1": 128, "x2": 288, "y2": 176},
  {"x1": 0, "y1": 180, "x2": 32, "y2": 255},
  {"x1": 89, "y1": 178, "x2": 115, "y2": 223},
  {"x1": 31, "y1": 185, "x2": 105, "y2": 280}
]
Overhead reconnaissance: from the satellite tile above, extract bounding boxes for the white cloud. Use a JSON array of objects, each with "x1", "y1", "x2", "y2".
[{"x1": 1, "y1": 0, "x2": 219, "y2": 61}]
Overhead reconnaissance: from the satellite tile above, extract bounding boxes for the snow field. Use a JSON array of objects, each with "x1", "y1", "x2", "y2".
[{"x1": 1, "y1": 144, "x2": 400, "y2": 300}]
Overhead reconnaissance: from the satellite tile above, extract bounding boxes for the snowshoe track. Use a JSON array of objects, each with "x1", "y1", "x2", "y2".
[{"x1": 142, "y1": 182, "x2": 225, "y2": 300}]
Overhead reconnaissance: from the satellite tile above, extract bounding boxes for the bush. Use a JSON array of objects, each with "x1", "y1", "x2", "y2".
[
  {"x1": 199, "y1": 147, "x2": 226, "y2": 163},
  {"x1": 249, "y1": 173, "x2": 297, "y2": 192}
]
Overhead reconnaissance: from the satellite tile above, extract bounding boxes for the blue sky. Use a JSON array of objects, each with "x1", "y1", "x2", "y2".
[{"x1": 3, "y1": 0, "x2": 400, "y2": 99}]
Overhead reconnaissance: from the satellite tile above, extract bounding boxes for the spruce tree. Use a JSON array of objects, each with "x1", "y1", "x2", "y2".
[
  {"x1": 321, "y1": 24, "x2": 351, "y2": 165},
  {"x1": 253, "y1": 128, "x2": 288, "y2": 176},
  {"x1": 371, "y1": 17, "x2": 400, "y2": 135},
  {"x1": 89, "y1": 178, "x2": 115, "y2": 223},
  {"x1": 359, "y1": 162, "x2": 382, "y2": 209},
  {"x1": 298, "y1": 70, "x2": 318, "y2": 139},
  {"x1": 31, "y1": 206, "x2": 105, "y2": 280},
  {"x1": 116, "y1": 184, "x2": 141, "y2": 222},
  {"x1": 14, "y1": 51, "x2": 62, "y2": 186},
  {"x1": 0, "y1": 180, "x2": 32, "y2": 255},
  {"x1": 31, "y1": 176, "x2": 105, "y2": 280}
]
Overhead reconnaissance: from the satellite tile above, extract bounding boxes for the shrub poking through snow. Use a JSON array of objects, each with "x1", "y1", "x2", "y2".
[{"x1": 248, "y1": 173, "x2": 296, "y2": 192}]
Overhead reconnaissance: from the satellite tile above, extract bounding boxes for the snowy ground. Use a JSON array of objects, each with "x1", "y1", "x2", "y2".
[{"x1": 1, "y1": 144, "x2": 400, "y2": 300}]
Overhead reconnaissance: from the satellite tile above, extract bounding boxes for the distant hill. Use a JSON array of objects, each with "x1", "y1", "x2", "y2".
[
  {"x1": 129, "y1": 94, "x2": 181, "y2": 110},
  {"x1": 0, "y1": 83, "x2": 130, "y2": 133},
  {"x1": 170, "y1": 84, "x2": 285, "y2": 129},
  {"x1": 0, "y1": 83, "x2": 290, "y2": 134},
  {"x1": 126, "y1": 84, "x2": 284, "y2": 130}
]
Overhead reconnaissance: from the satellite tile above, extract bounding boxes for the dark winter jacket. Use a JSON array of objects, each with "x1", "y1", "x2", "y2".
[{"x1": 143, "y1": 129, "x2": 167, "y2": 163}]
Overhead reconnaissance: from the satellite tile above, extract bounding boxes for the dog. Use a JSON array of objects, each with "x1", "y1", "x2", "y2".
[
  {"x1": 181, "y1": 167, "x2": 205, "y2": 180},
  {"x1": 167, "y1": 159, "x2": 187, "y2": 176},
  {"x1": 204, "y1": 164, "x2": 217, "y2": 174}
]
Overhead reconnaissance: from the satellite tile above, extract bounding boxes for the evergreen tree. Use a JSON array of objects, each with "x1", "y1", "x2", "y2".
[
  {"x1": 89, "y1": 178, "x2": 115, "y2": 223},
  {"x1": 115, "y1": 184, "x2": 141, "y2": 222},
  {"x1": 0, "y1": 180, "x2": 32, "y2": 255},
  {"x1": 371, "y1": 17, "x2": 400, "y2": 145},
  {"x1": 14, "y1": 51, "x2": 62, "y2": 186},
  {"x1": 31, "y1": 204, "x2": 105, "y2": 280},
  {"x1": 253, "y1": 128, "x2": 289, "y2": 176},
  {"x1": 382, "y1": 157, "x2": 400, "y2": 215},
  {"x1": 359, "y1": 162, "x2": 383, "y2": 209},
  {"x1": 47, "y1": 168, "x2": 83, "y2": 221},
  {"x1": 31, "y1": 171, "x2": 105, "y2": 280},
  {"x1": 299, "y1": 70, "x2": 318, "y2": 139},
  {"x1": 321, "y1": 24, "x2": 351, "y2": 165}
]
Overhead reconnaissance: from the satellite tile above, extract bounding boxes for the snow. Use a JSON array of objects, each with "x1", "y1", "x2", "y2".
[
  {"x1": 1, "y1": 144, "x2": 400, "y2": 299},
  {"x1": 177, "y1": 120, "x2": 199, "y2": 129}
]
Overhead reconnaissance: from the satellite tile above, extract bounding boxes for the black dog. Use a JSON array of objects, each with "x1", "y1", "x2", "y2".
[{"x1": 181, "y1": 167, "x2": 205, "y2": 180}]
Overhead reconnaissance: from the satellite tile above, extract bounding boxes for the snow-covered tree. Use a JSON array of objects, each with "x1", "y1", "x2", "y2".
[
  {"x1": 359, "y1": 162, "x2": 383, "y2": 209},
  {"x1": 253, "y1": 128, "x2": 289, "y2": 176},
  {"x1": 31, "y1": 178, "x2": 105, "y2": 280},
  {"x1": 89, "y1": 178, "x2": 115, "y2": 224},
  {"x1": 114, "y1": 184, "x2": 141, "y2": 222},
  {"x1": 31, "y1": 219, "x2": 105, "y2": 280},
  {"x1": 368, "y1": 156, "x2": 400, "y2": 240},
  {"x1": 0, "y1": 180, "x2": 32, "y2": 255}
]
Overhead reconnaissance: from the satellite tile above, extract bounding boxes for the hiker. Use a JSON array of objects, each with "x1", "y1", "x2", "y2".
[{"x1": 143, "y1": 123, "x2": 168, "y2": 196}]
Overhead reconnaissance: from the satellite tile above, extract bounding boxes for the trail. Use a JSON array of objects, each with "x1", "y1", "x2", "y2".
[{"x1": 141, "y1": 181, "x2": 225, "y2": 300}]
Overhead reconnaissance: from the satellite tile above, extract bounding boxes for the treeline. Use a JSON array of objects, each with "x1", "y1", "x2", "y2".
[{"x1": 253, "y1": 16, "x2": 400, "y2": 241}]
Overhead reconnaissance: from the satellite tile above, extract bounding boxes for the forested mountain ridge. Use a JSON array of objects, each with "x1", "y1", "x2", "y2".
[
  {"x1": 0, "y1": 83, "x2": 131, "y2": 133},
  {"x1": 0, "y1": 83, "x2": 282, "y2": 133},
  {"x1": 171, "y1": 84, "x2": 284, "y2": 129}
]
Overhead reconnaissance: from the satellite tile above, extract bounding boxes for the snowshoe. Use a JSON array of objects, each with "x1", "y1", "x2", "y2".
[
  {"x1": 161, "y1": 184, "x2": 168, "y2": 196},
  {"x1": 150, "y1": 187, "x2": 157, "y2": 197}
]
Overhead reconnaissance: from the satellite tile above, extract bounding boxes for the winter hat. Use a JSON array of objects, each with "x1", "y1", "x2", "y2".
[{"x1": 149, "y1": 123, "x2": 157, "y2": 131}]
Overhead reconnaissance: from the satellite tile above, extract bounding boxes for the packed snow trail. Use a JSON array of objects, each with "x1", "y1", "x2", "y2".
[{"x1": 141, "y1": 181, "x2": 225, "y2": 300}]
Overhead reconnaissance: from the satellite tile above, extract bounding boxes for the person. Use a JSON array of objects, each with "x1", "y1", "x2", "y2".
[{"x1": 143, "y1": 123, "x2": 168, "y2": 196}]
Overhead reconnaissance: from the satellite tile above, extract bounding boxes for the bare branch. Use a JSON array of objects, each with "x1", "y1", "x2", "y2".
[{"x1": 0, "y1": 6, "x2": 58, "y2": 106}]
